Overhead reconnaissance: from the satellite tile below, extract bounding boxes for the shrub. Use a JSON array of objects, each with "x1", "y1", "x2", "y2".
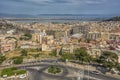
[
  {"x1": 13, "y1": 56, "x2": 23, "y2": 64},
  {"x1": 15, "y1": 70, "x2": 26, "y2": 75},
  {"x1": 0, "y1": 55, "x2": 6, "y2": 64},
  {"x1": 21, "y1": 49, "x2": 27, "y2": 56},
  {"x1": 48, "y1": 65, "x2": 61, "y2": 74}
]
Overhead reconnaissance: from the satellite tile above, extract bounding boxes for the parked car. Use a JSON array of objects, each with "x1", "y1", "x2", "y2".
[
  {"x1": 19, "y1": 74, "x2": 26, "y2": 79},
  {"x1": 117, "y1": 71, "x2": 120, "y2": 75},
  {"x1": 111, "y1": 68, "x2": 119, "y2": 74},
  {"x1": 91, "y1": 71, "x2": 100, "y2": 75}
]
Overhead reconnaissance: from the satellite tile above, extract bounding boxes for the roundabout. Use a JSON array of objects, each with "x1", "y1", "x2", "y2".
[
  {"x1": 19, "y1": 60, "x2": 120, "y2": 80},
  {"x1": 26, "y1": 64, "x2": 71, "y2": 80}
]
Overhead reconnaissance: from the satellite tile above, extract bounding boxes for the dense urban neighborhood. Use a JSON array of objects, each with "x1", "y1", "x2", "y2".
[{"x1": 0, "y1": 18, "x2": 120, "y2": 80}]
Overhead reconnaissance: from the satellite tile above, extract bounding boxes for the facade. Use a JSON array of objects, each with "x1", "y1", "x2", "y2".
[
  {"x1": 84, "y1": 32, "x2": 101, "y2": 40},
  {"x1": 62, "y1": 44, "x2": 73, "y2": 53},
  {"x1": 72, "y1": 26, "x2": 90, "y2": 34},
  {"x1": 32, "y1": 30, "x2": 54, "y2": 45},
  {"x1": 42, "y1": 44, "x2": 54, "y2": 51},
  {"x1": 109, "y1": 33, "x2": 120, "y2": 41}
]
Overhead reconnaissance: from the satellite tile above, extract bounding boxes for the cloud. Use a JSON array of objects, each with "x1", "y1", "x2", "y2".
[
  {"x1": 21, "y1": 0, "x2": 71, "y2": 4},
  {"x1": 0, "y1": 0, "x2": 120, "y2": 14},
  {"x1": 84, "y1": 0, "x2": 107, "y2": 4},
  {"x1": 2, "y1": 0, "x2": 107, "y2": 5}
]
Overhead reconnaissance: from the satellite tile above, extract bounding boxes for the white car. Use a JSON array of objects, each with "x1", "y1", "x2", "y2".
[
  {"x1": 3, "y1": 75, "x2": 7, "y2": 78},
  {"x1": 19, "y1": 74, "x2": 26, "y2": 79}
]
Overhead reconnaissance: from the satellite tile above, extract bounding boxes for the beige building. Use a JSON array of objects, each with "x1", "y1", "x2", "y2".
[
  {"x1": 85, "y1": 31, "x2": 102, "y2": 40},
  {"x1": 32, "y1": 30, "x2": 54, "y2": 45},
  {"x1": 84, "y1": 31, "x2": 120, "y2": 42},
  {"x1": 62, "y1": 44, "x2": 74, "y2": 53},
  {"x1": 88, "y1": 48, "x2": 101, "y2": 58},
  {"x1": 109, "y1": 33, "x2": 120, "y2": 41},
  {"x1": 42, "y1": 44, "x2": 54, "y2": 51},
  {"x1": 0, "y1": 39, "x2": 16, "y2": 54}
]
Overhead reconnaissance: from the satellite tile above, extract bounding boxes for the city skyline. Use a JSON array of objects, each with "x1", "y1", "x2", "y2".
[{"x1": 0, "y1": 0, "x2": 120, "y2": 15}]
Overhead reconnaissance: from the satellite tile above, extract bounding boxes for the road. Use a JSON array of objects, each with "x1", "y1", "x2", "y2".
[{"x1": 18, "y1": 60, "x2": 120, "y2": 80}]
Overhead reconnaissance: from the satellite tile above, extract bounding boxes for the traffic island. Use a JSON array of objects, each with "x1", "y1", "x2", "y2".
[{"x1": 45, "y1": 65, "x2": 63, "y2": 75}]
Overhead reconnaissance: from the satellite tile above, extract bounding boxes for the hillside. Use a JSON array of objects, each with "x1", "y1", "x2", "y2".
[{"x1": 104, "y1": 16, "x2": 120, "y2": 21}]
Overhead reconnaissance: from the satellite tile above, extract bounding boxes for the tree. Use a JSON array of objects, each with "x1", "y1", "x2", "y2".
[
  {"x1": 116, "y1": 64, "x2": 120, "y2": 71},
  {"x1": 75, "y1": 47, "x2": 90, "y2": 63},
  {"x1": 20, "y1": 33, "x2": 32, "y2": 40},
  {"x1": 24, "y1": 33, "x2": 32, "y2": 40},
  {"x1": 49, "y1": 49, "x2": 57, "y2": 56},
  {"x1": 86, "y1": 38, "x2": 91, "y2": 43},
  {"x1": 33, "y1": 54, "x2": 40, "y2": 59},
  {"x1": 78, "y1": 39, "x2": 81, "y2": 43},
  {"x1": 0, "y1": 55, "x2": 6, "y2": 64},
  {"x1": 61, "y1": 53, "x2": 74, "y2": 61},
  {"x1": 21, "y1": 49, "x2": 27, "y2": 56},
  {"x1": 13, "y1": 56, "x2": 23, "y2": 64},
  {"x1": 100, "y1": 51, "x2": 118, "y2": 69}
]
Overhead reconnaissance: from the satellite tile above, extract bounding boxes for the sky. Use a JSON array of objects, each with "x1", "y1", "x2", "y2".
[{"x1": 0, "y1": 0, "x2": 120, "y2": 15}]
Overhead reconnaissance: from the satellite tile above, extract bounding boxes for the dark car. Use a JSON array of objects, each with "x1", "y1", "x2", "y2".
[{"x1": 91, "y1": 71, "x2": 100, "y2": 75}]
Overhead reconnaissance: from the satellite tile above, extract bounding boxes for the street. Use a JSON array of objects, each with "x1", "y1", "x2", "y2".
[{"x1": 18, "y1": 60, "x2": 120, "y2": 80}]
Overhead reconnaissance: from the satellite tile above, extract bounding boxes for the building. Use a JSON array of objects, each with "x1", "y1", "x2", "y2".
[
  {"x1": 62, "y1": 44, "x2": 78, "y2": 53},
  {"x1": 42, "y1": 44, "x2": 54, "y2": 51},
  {"x1": 32, "y1": 30, "x2": 54, "y2": 45},
  {"x1": 84, "y1": 31, "x2": 101, "y2": 40},
  {"x1": 71, "y1": 26, "x2": 90, "y2": 34},
  {"x1": 109, "y1": 33, "x2": 120, "y2": 41},
  {"x1": 88, "y1": 48, "x2": 101, "y2": 58},
  {"x1": 0, "y1": 39, "x2": 16, "y2": 54},
  {"x1": 6, "y1": 29, "x2": 16, "y2": 35}
]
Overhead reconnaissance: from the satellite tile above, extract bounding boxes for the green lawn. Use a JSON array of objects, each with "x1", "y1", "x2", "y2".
[{"x1": 0, "y1": 67, "x2": 26, "y2": 77}]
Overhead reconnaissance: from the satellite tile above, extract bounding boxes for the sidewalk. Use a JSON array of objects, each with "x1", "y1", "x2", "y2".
[{"x1": 0, "y1": 73, "x2": 28, "y2": 80}]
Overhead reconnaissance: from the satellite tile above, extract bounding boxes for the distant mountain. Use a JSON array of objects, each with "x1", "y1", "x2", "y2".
[
  {"x1": 0, "y1": 13, "x2": 120, "y2": 21},
  {"x1": 104, "y1": 16, "x2": 120, "y2": 21},
  {"x1": 0, "y1": 13, "x2": 34, "y2": 18},
  {"x1": 0, "y1": 13, "x2": 112, "y2": 18}
]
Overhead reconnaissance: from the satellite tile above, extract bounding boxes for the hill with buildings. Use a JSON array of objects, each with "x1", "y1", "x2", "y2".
[
  {"x1": 0, "y1": 19, "x2": 15, "y2": 29},
  {"x1": 104, "y1": 16, "x2": 120, "y2": 21}
]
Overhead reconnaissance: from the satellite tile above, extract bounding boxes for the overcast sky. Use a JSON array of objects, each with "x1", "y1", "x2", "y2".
[{"x1": 0, "y1": 0, "x2": 120, "y2": 15}]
